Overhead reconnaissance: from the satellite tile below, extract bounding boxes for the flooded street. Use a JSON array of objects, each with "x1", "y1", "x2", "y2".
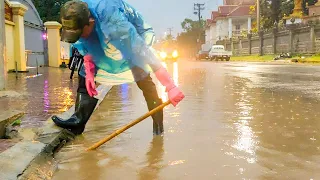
[
  {"x1": 51, "y1": 61, "x2": 320, "y2": 179},
  {"x1": 0, "y1": 68, "x2": 78, "y2": 128}
]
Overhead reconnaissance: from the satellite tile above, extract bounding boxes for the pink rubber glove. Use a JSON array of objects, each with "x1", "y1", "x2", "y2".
[
  {"x1": 154, "y1": 67, "x2": 185, "y2": 107},
  {"x1": 84, "y1": 55, "x2": 98, "y2": 97}
]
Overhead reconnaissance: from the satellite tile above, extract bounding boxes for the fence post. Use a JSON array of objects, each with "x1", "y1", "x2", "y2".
[
  {"x1": 230, "y1": 38, "x2": 234, "y2": 53},
  {"x1": 248, "y1": 33, "x2": 252, "y2": 55},
  {"x1": 239, "y1": 38, "x2": 242, "y2": 55},
  {"x1": 259, "y1": 31, "x2": 264, "y2": 56},
  {"x1": 310, "y1": 25, "x2": 316, "y2": 54},
  {"x1": 273, "y1": 27, "x2": 278, "y2": 55},
  {"x1": 289, "y1": 29, "x2": 294, "y2": 54}
]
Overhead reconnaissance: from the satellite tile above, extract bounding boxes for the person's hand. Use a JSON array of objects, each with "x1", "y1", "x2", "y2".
[
  {"x1": 85, "y1": 76, "x2": 97, "y2": 97},
  {"x1": 154, "y1": 67, "x2": 185, "y2": 106},
  {"x1": 84, "y1": 55, "x2": 98, "y2": 97},
  {"x1": 168, "y1": 87, "x2": 185, "y2": 107}
]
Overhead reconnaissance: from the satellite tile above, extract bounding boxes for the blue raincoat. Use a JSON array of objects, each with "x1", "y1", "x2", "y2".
[{"x1": 72, "y1": 0, "x2": 163, "y2": 84}]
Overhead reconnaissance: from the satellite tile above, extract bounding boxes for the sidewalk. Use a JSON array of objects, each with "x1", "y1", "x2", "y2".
[{"x1": 0, "y1": 67, "x2": 112, "y2": 179}]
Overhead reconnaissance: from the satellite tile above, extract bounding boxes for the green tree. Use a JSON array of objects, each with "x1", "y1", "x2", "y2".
[
  {"x1": 165, "y1": 34, "x2": 174, "y2": 41},
  {"x1": 32, "y1": 0, "x2": 68, "y2": 22},
  {"x1": 258, "y1": 0, "x2": 294, "y2": 30},
  {"x1": 176, "y1": 18, "x2": 205, "y2": 57},
  {"x1": 303, "y1": 0, "x2": 317, "y2": 15}
]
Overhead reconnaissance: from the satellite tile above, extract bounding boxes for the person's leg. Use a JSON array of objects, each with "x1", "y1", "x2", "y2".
[
  {"x1": 52, "y1": 75, "x2": 98, "y2": 135},
  {"x1": 136, "y1": 75, "x2": 164, "y2": 135}
]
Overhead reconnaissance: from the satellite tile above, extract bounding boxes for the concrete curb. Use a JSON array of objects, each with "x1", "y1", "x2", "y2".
[
  {"x1": 0, "y1": 85, "x2": 112, "y2": 180},
  {"x1": 0, "y1": 110, "x2": 24, "y2": 138}
]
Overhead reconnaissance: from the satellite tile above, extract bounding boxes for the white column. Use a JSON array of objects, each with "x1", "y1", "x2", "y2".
[
  {"x1": 228, "y1": 18, "x2": 232, "y2": 39},
  {"x1": 248, "y1": 17, "x2": 252, "y2": 33},
  {"x1": 44, "y1": 22, "x2": 62, "y2": 67},
  {"x1": 216, "y1": 21, "x2": 219, "y2": 41},
  {"x1": 210, "y1": 26, "x2": 214, "y2": 45}
]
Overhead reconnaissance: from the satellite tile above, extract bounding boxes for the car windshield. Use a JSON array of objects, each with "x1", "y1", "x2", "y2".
[{"x1": 213, "y1": 46, "x2": 224, "y2": 50}]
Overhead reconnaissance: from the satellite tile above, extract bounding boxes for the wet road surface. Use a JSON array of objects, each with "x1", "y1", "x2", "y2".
[
  {"x1": 48, "y1": 61, "x2": 320, "y2": 179},
  {"x1": 0, "y1": 68, "x2": 78, "y2": 128}
]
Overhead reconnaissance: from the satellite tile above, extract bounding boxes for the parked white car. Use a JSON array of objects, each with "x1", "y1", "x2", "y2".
[{"x1": 208, "y1": 45, "x2": 232, "y2": 61}]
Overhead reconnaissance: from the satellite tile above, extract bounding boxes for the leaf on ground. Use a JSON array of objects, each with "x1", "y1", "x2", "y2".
[{"x1": 11, "y1": 119, "x2": 21, "y2": 126}]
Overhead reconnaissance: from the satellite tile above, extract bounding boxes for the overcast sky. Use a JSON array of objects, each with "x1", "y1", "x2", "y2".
[{"x1": 127, "y1": 0, "x2": 223, "y2": 39}]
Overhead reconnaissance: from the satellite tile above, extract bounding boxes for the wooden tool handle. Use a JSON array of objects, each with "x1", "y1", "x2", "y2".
[{"x1": 86, "y1": 100, "x2": 171, "y2": 151}]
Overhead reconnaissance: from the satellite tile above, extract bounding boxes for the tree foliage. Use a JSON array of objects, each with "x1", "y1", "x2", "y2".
[
  {"x1": 257, "y1": 0, "x2": 317, "y2": 30},
  {"x1": 257, "y1": 0, "x2": 293, "y2": 30},
  {"x1": 32, "y1": 0, "x2": 68, "y2": 22},
  {"x1": 176, "y1": 18, "x2": 205, "y2": 56},
  {"x1": 302, "y1": 0, "x2": 317, "y2": 15}
]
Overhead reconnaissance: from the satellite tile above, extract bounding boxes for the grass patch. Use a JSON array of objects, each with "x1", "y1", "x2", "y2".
[
  {"x1": 231, "y1": 54, "x2": 320, "y2": 64},
  {"x1": 297, "y1": 55, "x2": 320, "y2": 63},
  {"x1": 230, "y1": 55, "x2": 275, "y2": 62}
]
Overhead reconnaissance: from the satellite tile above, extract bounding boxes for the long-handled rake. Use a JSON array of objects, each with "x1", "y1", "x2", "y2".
[{"x1": 85, "y1": 100, "x2": 171, "y2": 151}]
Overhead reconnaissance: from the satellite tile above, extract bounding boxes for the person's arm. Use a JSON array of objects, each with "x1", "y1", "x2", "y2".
[
  {"x1": 95, "y1": 1, "x2": 184, "y2": 106},
  {"x1": 95, "y1": 0, "x2": 161, "y2": 72},
  {"x1": 72, "y1": 42, "x2": 97, "y2": 97}
]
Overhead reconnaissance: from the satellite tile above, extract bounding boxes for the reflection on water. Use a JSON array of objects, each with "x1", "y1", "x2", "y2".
[
  {"x1": 158, "y1": 62, "x2": 179, "y2": 102},
  {"x1": 0, "y1": 67, "x2": 78, "y2": 127},
  {"x1": 49, "y1": 61, "x2": 320, "y2": 179},
  {"x1": 138, "y1": 136, "x2": 165, "y2": 180},
  {"x1": 232, "y1": 88, "x2": 256, "y2": 164},
  {"x1": 43, "y1": 80, "x2": 50, "y2": 113},
  {"x1": 173, "y1": 62, "x2": 178, "y2": 86},
  {"x1": 25, "y1": 74, "x2": 43, "y2": 79},
  {"x1": 61, "y1": 87, "x2": 74, "y2": 112}
]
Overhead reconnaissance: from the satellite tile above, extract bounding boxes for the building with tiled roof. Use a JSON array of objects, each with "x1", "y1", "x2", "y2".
[{"x1": 204, "y1": 0, "x2": 256, "y2": 47}]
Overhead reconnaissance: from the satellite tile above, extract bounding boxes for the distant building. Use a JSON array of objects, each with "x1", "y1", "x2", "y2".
[
  {"x1": 205, "y1": 0, "x2": 256, "y2": 48},
  {"x1": 303, "y1": 3, "x2": 320, "y2": 23}
]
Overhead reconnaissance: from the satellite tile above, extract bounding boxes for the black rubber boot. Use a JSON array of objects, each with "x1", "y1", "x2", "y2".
[
  {"x1": 52, "y1": 92, "x2": 98, "y2": 135},
  {"x1": 136, "y1": 75, "x2": 164, "y2": 135},
  {"x1": 148, "y1": 98, "x2": 164, "y2": 135}
]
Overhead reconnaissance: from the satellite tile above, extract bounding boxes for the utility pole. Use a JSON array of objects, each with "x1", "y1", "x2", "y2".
[
  {"x1": 194, "y1": 3, "x2": 205, "y2": 52},
  {"x1": 167, "y1": 28, "x2": 173, "y2": 36},
  {"x1": 194, "y1": 3, "x2": 205, "y2": 28},
  {"x1": 0, "y1": 0, "x2": 7, "y2": 90},
  {"x1": 257, "y1": 0, "x2": 260, "y2": 32}
]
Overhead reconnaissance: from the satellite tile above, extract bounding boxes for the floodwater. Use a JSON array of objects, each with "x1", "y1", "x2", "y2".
[
  {"x1": 0, "y1": 68, "x2": 78, "y2": 128},
  {"x1": 50, "y1": 61, "x2": 320, "y2": 179}
]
